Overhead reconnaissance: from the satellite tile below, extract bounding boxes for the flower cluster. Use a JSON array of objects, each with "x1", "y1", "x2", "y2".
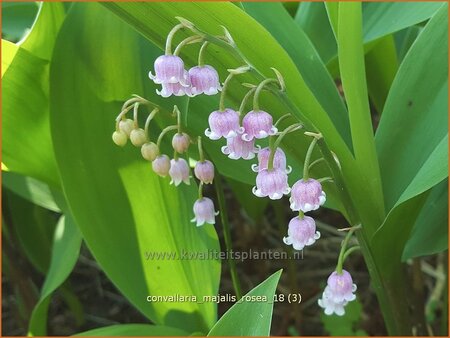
[{"x1": 112, "y1": 17, "x2": 360, "y2": 317}]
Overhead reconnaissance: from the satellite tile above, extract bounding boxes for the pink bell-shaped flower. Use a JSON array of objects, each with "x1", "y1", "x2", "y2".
[
  {"x1": 172, "y1": 133, "x2": 190, "y2": 153},
  {"x1": 242, "y1": 110, "x2": 278, "y2": 141},
  {"x1": 221, "y1": 135, "x2": 259, "y2": 160},
  {"x1": 251, "y1": 147, "x2": 292, "y2": 173},
  {"x1": 156, "y1": 81, "x2": 192, "y2": 98},
  {"x1": 290, "y1": 178, "x2": 326, "y2": 212},
  {"x1": 318, "y1": 270, "x2": 357, "y2": 316},
  {"x1": 252, "y1": 168, "x2": 290, "y2": 200},
  {"x1": 191, "y1": 197, "x2": 219, "y2": 226},
  {"x1": 205, "y1": 109, "x2": 244, "y2": 140},
  {"x1": 188, "y1": 65, "x2": 222, "y2": 96},
  {"x1": 149, "y1": 55, "x2": 189, "y2": 85},
  {"x1": 194, "y1": 160, "x2": 215, "y2": 184},
  {"x1": 152, "y1": 155, "x2": 170, "y2": 177},
  {"x1": 283, "y1": 216, "x2": 320, "y2": 250},
  {"x1": 169, "y1": 158, "x2": 190, "y2": 186}
]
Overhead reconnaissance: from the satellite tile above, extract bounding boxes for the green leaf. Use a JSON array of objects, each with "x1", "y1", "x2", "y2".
[
  {"x1": 320, "y1": 297, "x2": 367, "y2": 336},
  {"x1": 376, "y1": 4, "x2": 448, "y2": 210},
  {"x1": 74, "y1": 324, "x2": 188, "y2": 336},
  {"x1": 2, "y1": 3, "x2": 65, "y2": 189},
  {"x1": 28, "y1": 215, "x2": 82, "y2": 336},
  {"x1": 226, "y1": 178, "x2": 268, "y2": 222},
  {"x1": 49, "y1": 3, "x2": 220, "y2": 332},
  {"x1": 2, "y1": 189, "x2": 58, "y2": 274},
  {"x1": 394, "y1": 26, "x2": 421, "y2": 62},
  {"x1": 1, "y1": 2, "x2": 39, "y2": 42},
  {"x1": 362, "y1": 2, "x2": 444, "y2": 43},
  {"x1": 365, "y1": 35, "x2": 398, "y2": 114},
  {"x1": 207, "y1": 270, "x2": 282, "y2": 336},
  {"x1": 294, "y1": 2, "x2": 337, "y2": 64},
  {"x1": 402, "y1": 180, "x2": 448, "y2": 260},
  {"x1": 337, "y1": 2, "x2": 385, "y2": 233},
  {"x1": 2, "y1": 171, "x2": 60, "y2": 212}
]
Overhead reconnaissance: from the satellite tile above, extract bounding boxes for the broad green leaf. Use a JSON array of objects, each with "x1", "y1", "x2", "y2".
[
  {"x1": 394, "y1": 26, "x2": 421, "y2": 62},
  {"x1": 50, "y1": 3, "x2": 220, "y2": 332},
  {"x1": 2, "y1": 189, "x2": 58, "y2": 274},
  {"x1": 1, "y1": 2, "x2": 39, "y2": 42},
  {"x1": 2, "y1": 3, "x2": 65, "y2": 188},
  {"x1": 365, "y1": 35, "x2": 398, "y2": 114},
  {"x1": 2, "y1": 171, "x2": 60, "y2": 212},
  {"x1": 74, "y1": 324, "x2": 188, "y2": 336},
  {"x1": 1, "y1": 39, "x2": 19, "y2": 76},
  {"x1": 337, "y1": 2, "x2": 385, "y2": 233},
  {"x1": 376, "y1": 5, "x2": 448, "y2": 210},
  {"x1": 207, "y1": 270, "x2": 282, "y2": 336},
  {"x1": 28, "y1": 215, "x2": 82, "y2": 336},
  {"x1": 402, "y1": 180, "x2": 448, "y2": 260},
  {"x1": 362, "y1": 2, "x2": 444, "y2": 43},
  {"x1": 295, "y1": 2, "x2": 337, "y2": 63}
]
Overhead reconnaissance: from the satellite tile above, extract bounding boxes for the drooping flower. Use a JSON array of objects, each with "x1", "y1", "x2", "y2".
[
  {"x1": 156, "y1": 81, "x2": 192, "y2": 98},
  {"x1": 252, "y1": 168, "x2": 290, "y2": 200},
  {"x1": 252, "y1": 147, "x2": 292, "y2": 173},
  {"x1": 141, "y1": 142, "x2": 159, "y2": 161},
  {"x1": 169, "y1": 158, "x2": 190, "y2": 186},
  {"x1": 194, "y1": 160, "x2": 215, "y2": 184},
  {"x1": 290, "y1": 178, "x2": 326, "y2": 212},
  {"x1": 112, "y1": 130, "x2": 127, "y2": 147},
  {"x1": 318, "y1": 270, "x2": 357, "y2": 316},
  {"x1": 221, "y1": 135, "x2": 259, "y2": 160},
  {"x1": 130, "y1": 128, "x2": 147, "y2": 147},
  {"x1": 318, "y1": 294, "x2": 348, "y2": 316},
  {"x1": 188, "y1": 65, "x2": 222, "y2": 96},
  {"x1": 242, "y1": 110, "x2": 278, "y2": 141},
  {"x1": 152, "y1": 155, "x2": 170, "y2": 177},
  {"x1": 191, "y1": 197, "x2": 219, "y2": 226},
  {"x1": 283, "y1": 216, "x2": 320, "y2": 250},
  {"x1": 325, "y1": 270, "x2": 357, "y2": 303},
  {"x1": 205, "y1": 109, "x2": 243, "y2": 140},
  {"x1": 172, "y1": 132, "x2": 190, "y2": 153},
  {"x1": 149, "y1": 55, "x2": 189, "y2": 85}
]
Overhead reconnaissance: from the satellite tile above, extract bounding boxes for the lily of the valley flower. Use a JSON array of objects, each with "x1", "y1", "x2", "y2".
[
  {"x1": 191, "y1": 197, "x2": 219, "y2": 226},
  {"x1": 318, "y1": 270, "x2": 357, "y2": 316},
  {"x1": 221, "y1": 135, "x2": 259, "y2": 160},
  {"x1": 252, "y1": 147, "x2": 291, "y2": 173},
  {"x1": 205, "y1": 108, "x2": 243, "y2": 140},
  {"x1": 188, "y1": 65, "x2": 222, "y2": 96},
  {"x1": 242, "y1": 110, "x2": 278, "y2": 141},
  {"x1": 252, "y1": 168, "x2": 290, "y2": 200},
  {"x1": 194, "y1": 160, "x2": 215, "y2": 184},
  {"x1": 152, "y1": 155, "x2": 171, "y2": 177},
  {"x1": 283, "y1": 215, "x2": 320, "y2": 250},
  {"x1": 169, "y1": 158, "x2": 190, "y2": 186},
  {"x1": 290, "y1": 178, "x2": 326, "y2": 212}
]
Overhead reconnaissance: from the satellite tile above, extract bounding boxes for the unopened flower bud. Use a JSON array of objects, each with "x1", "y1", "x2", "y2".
[
  {"x1": 194, "y1": 160, "x2": 215, "y2": 184},
  {"x1": 130, "y1": 128, "x2": 147, "y2": 147},
  {"x1": 172, "y1": 133, "x2": 190, "y2": 153},
  {"x1": 112, "y1": 130, "x2": 127, "y2": 147},
  {"x1": 141, "y1": 142, "x2": 159, "y2": 161},
  {"x1": 152, "y1": 155, "x2": 170, "y2": 177},
  {"x1": 119, "y1": 119, "x2": 134, "y2": 136}
]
